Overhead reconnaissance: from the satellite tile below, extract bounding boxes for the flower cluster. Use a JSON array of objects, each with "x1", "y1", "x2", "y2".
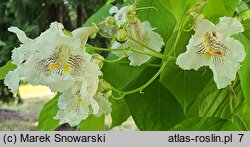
[
  {"x1": 5, "y1": 22, "x2": 111, "y2": 126},
  {"x1": 108, "y1": 4, "x2": 165, "y2": 66},
  {"x1": 4, "y1": 2, "x2": 247, "y2": 128}
]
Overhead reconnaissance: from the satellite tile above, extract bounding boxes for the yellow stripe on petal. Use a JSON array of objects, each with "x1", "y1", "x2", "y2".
[
  {"x1": 49, "y1": 63, "x2": 60, "y2": 71},
  {"x1": 204, "y1": 52, "x2": 211, "y2": 59},
  {"x1": 63, "y1": 64, "x2": 70, "y2": 73},
  {"x1": 77, "y1": 97, "x2": 84, "y2": 105}
]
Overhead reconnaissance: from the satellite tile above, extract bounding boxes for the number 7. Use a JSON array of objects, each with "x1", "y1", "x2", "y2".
[{"x1": 238, "y1": 134, "x2": 244, "y2": 142}]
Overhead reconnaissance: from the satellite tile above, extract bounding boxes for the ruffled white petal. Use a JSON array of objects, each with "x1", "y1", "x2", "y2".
[
  {"x1": 89, "y1": 98, "x2": 99, "y2": 115},
  {"x1": 119, "y1": 6, "x2": 129, "y2": 14},
  {"x1": 221, "y1": 37, "x2": 246, "y2": 62},
  {"x1": 86, "y1": 77, "x2": 99, "y2": 97},
  {"x1": 209, "y1": 58, "x2": 240, "y2": 89},
  {"x1": 215, "y1": 17, "x2": 244, "y2": 37},
  {"x1": 4, "y1": 69, "x2": 20, "y2": 93},
  {"x1": 43, "y1": 74, "x2": 75, "y2": 92},
  {"x1": 128, "y1": 52, "x2": 150, "y2": 66},
  {"x1": 176, "y1": 51, "x2": 209, "y2": 70},
  {"x1": 72, "y1": 26, "x2": 97, "y2": 46},
  {"x1": 11, "y1": 47, "x2": 27, "y2": 66},
  {"x1": 114, "y1": 6, "x2": 129, "y2": 25},
  {"x1": 195, "y1": 19, "x2": 215, "y2": 36},
  {"x1": 176, "y1": 35, "x2": 210, "y2": 70},
  {"x1": 94, "y1": 92, "x2": 112, "y2": 116},
  {"x1": 8, "y1": 27, "x2": 32, "y2": 43},
  {"x1": 80, "y1": 79, "x2": 92, "y2": 99},
  {"x1": 58, "y1": 99, "x2": 67, "y2": 109},
  {"x1": 49, "y1": 22, "x2": 64, "y2": 34},
  {"x1": 109, "y1": 6, "x2": 118, "y2": 14},
  {"x1": 127, "y1": 21, "x2": 164, "y2": 66},
  {"x1": 111, "y1": 41, "x2": 127, "y2": 57},
  {"x1": 142, "y1": 21, "x2": 164, "y2": 52},
  {"x1": 115, "y1": 14, "x2": 126, "y2": 25}
]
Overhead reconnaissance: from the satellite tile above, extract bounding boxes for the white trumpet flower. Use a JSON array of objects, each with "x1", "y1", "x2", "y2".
[
  {"x1": 176, "y1": 17, "x2": 245, "y2": 89},
  {"x1": 54, "y1": 80, "x2": 100, "y2": 126},
  {"x1": 5, "y1": 22, "x2": 111, "y2": 126},
  {"x1": 4, "y1": 22, "x2": 99, "y2": 93},
  {"x1": 54, "y1": 78, "x2": 112, "y2": 126}
]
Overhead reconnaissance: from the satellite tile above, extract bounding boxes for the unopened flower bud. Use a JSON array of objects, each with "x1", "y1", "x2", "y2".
[
  {"x1": 116, "y1": 28, "x2": 128, "y2": 43},
  {"x1": 99, "y1": 79, "x2": 112, "y2": 92},
  {"x1": 90, "y1": 32, "x2": 97, "y2": 39},
  {"x1": 91, "y1": 53, "x2": 104, "y2": 69},
  {"x1": 127, "y1": 4, "x2": 137, "y2": 24},
  {"x1": 104, "y1": 90, "x2": 112, "y2": 98},
  {"x1": 106, "y1": 16, "x2": 116, "y2": 26},
  {"x1": 128, "y1": 4, "x2": 136, "y2": 12}
]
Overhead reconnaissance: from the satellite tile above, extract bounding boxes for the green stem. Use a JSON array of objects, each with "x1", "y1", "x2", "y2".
[
  {"x1": 130, "y1": 47, "x2": 168, "y2": 61},
  {"x1": 103, "y1": 56, "x2": 125, "y2": 63},
  {"x1": 86, "y1": 44, "x2": 167, "y2": 60},
  {"x1": 167, "y1": 26, "x2": 183, "y2": 57},
  {"x1": 98, "y1": 31, "x2": 113, "y2": 39},
  {"x1": 166, "y1": 12, "x2": 191, "y2": 57},
  {"x1": 227, "y1": 85, "x2": 239, "y2": 102},
  {"x1": 110, "y1": 59, "x2": 169, "y2": 100},
  {"x1": 128, "y1": 36, "x2": 165, "y2": 57},
  {"x1": 117, "y1": 61, "x2": 161, "y2": 67},
  {"x1": 111, "y1": 94, "x2": 125, "y2": 100},
  {"x1": 86, "y1": 44, "x2": 125, "y2": 51},
  {"x1": 123, "y1": 60, "x2": 168, "y2": 95},
  {"x1": 182, "y1": 26, "x2": 193, "y2": 32},
  {"x1": 136, "y1": 6, "x2": 158, "y2": 11}
]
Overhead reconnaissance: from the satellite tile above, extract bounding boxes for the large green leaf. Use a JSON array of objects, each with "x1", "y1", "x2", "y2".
[
  {"x1": 136, "y1": 0, "x2": 176, "y2": 41},
  {"x1": 103, "y1": 57, "x2": 185, "y2": 130},
  {"x1": 109, "y1": 98, "x2": 130, "y2": 128},
  {"x1": 186, "y1": 82, "x2": 228, "y2": 118},
  {"x1": 121, "y1": 63, "x2": 184, "y2": 130},
  {"x1": 160, "y1": 0, "x2": 198, "y2": 26},
  {"x1": 185, "y1": 79, "x2": 249, "y2": 130},
  {"x1": 125, "y1": 78, "x2": 185, "y2": 130},
  {"x1": 202, "y1": 0, "x2": 238, "y2": 22},
  {"x1": 239, "y1": 104, "x2": 250, "y2": 130},
  {"x1": 102, "y1": 55, "x2": 153, "y2": 128},
  {"x1": 0, "y1": 61, "x2": 16, "y2": 80},
  {"x1": 36, "y1": 94, "x2": 60, "y2": 131},
  {"x1": 103, "y1": 56, "x2": 150, "y2": 89},
  {"x1": 160, "y1": 58, "x2": 213, "y2": 113},
  {"x1": 79, "y1": 115, "x2": 105, "y2": 131},
  {"x1": 84, "y1": 4, "x2": 112, "y2": 27},
  {"x1": 242, "y1": 19, "x2": 250, "y2": 40},
  {"x1": 163, "y1": 30, "x2": 194, "y2": 56},
  {"x1": 170, "y1": 117, "x2": 240, "y2": 130},
  {"x1": 237, "y1": 34, "x2": 250, "y2": 107}
]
